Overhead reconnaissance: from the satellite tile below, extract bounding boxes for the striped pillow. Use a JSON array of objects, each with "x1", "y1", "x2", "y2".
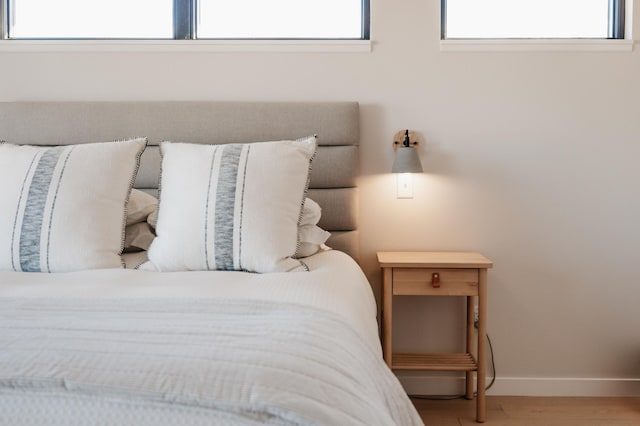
[
  {"x1": 146, "y1": 136, "x2": 316, "y2": 273},
  {"x1": 0, "y1": 138, "x2": 147, "y2": 272}
]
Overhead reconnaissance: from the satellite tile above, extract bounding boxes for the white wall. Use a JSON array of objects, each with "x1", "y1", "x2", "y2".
[{"x1": 1, "y1": 0, "x2": 639, "y2": 396}]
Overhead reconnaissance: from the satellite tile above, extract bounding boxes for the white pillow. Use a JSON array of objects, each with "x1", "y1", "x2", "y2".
[
  {"x1": 124, "y1": 222, "x2": 156, "y2": 252},
  {"x1": 295, "y1": 198, "x2": 331, "y2": 258},
  {"x1": 0, "y1": 138, "x2": 147, "y2": 272},
  {"x1": 123, "y1": 188, "x2": 158, "y2": 253},
  {"x1": 296, "y1": 225, "x2": 331, "y2": 258},
  {"x1": 147, "y1": 136, "x2": 316, "y2": 273},
  {"x1": 127, "y1": 188, "x2": 158, "y2": 226},
  {"x1": 300, "y1": 197, "x2": 322, "y2": 226},
  {"x1": 122, "y1": 251, "x2": 148, "y2": 270}
]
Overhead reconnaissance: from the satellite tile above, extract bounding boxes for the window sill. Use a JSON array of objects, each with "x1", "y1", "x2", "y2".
[
  {"x1": 0, "y1": 39, "x2": 372, "y2": 53},
  {"x1": 440, "y1": 39, "x2": 634, "y2": 52}
]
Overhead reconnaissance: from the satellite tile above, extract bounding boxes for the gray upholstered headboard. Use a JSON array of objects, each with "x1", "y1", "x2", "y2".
[{"x1": 0, "y1": 102, "x2": 359, "y2": 259}]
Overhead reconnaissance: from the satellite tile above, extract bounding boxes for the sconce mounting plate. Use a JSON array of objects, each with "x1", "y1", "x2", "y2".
[{"x1": 393, "y1": 130, "x2": 419, "y2": 150}]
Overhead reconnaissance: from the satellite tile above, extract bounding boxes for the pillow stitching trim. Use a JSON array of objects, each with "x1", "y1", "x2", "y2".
[
  {"x1": 155, "y1": 142, "x2": 167, "y2": 249},
  {"x1": 119, "y1": 137, "x2": 149, "y2": 269},
  {"x1": 294, "y1": 135, "x2": 318, "y2": 270},
  {"x1": 132, "y1": 257, "x2": 149, "y2": 270},
  {"x1": 299, "y1": 259, "x2": 310, "y2": 272}
]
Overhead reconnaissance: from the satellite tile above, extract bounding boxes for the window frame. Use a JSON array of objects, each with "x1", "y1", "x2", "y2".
[
  {"x1": 441, "y1": 0, "x2": 626, "y2": 40},
  {"x1": 0, "y1": 0, "x2": 370, "y2": 41},
  {"x1": 174, "y1": 0, "x2": 193, "y2": 40},
  {"x1": 608, "y1": 0, "x2": 625, "y2": 39},
  {"x1": 1, "y1": 0, "x2": 5, "y2": 39}
]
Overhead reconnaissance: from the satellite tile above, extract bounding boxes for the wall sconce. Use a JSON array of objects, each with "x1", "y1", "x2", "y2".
[{"x1": 392, "y1": 129, "x2": 423, "y2": 199}]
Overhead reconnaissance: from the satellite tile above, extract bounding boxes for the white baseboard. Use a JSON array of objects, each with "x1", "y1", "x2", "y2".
[{"x1": 397, "y1": 374, "x2": 640, "y2": 397}]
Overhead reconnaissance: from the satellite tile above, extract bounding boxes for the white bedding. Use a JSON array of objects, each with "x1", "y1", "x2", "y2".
[{"x1": 0, "y1": 250, "x2": 423, "y2": 425}]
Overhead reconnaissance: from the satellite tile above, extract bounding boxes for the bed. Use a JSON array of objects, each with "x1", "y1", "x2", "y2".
[{"x1": 0, "y1": 102, "x2": 423, "y2": 425}]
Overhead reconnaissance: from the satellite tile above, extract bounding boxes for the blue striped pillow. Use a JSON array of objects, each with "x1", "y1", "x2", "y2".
[
  {"x1": 146, "y1": 136, "x2": 316, "y2": 273},
  {"x1": 0, "y1": 138, "x2": 147, "y2": 272}
]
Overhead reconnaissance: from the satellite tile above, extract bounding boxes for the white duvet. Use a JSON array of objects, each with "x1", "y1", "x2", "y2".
[{"x1": 0, "y1": 250, "x2": 423, "y2": 425}]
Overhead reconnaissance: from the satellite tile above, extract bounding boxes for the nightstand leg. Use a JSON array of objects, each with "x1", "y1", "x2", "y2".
[
  {"x1": 465, "y1": 295, "x2": 474, "y2": 400},
  {"x1": 476, "y1": 269, "x2": 488, "y2": 422},
  {"x1": 382, "y1": 267, "x2": 393, "y2": 368}
]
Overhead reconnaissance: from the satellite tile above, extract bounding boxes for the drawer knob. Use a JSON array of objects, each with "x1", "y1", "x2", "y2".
[{"x1": 432, "y1": 272, "x2": 441, "y2": 288}]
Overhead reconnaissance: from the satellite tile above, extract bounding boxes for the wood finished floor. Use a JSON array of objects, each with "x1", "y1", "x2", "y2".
[{"x1": 411, "y1": 396, "x2": 640, "y2": 426}]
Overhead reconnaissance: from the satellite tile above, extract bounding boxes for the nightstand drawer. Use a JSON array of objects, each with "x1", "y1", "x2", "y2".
[{"x1": 393, "y1": 268, "x2": 479, "y2": 296}]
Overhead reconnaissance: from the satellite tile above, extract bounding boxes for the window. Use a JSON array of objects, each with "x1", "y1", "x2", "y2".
[
  {"x1": 197, "y1": 0, "x2": 364, "y2": 39},
  {"x1": 2, "y1": 0, "x2": 369, "y2": 40},
  {"x1": 442, "y1": 0, "x2": 625, "y2": 39},
  {"x1": 7, "y1": 0, "x2": 173, "y2": 39}
]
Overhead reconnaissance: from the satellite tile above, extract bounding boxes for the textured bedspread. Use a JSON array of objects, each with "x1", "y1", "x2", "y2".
[{"x1": 0, "y1": 298, "x2": 422, "y2": 425}]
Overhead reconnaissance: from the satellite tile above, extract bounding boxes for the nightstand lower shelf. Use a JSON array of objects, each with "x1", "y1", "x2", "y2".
[{"x1": 391, "y1": 352, "x2": 477, "y2": 371}]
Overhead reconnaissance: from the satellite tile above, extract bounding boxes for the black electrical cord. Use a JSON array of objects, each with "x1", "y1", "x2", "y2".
[{"x1": 410, "y1": 332, "x2": 496, "y2": 401}]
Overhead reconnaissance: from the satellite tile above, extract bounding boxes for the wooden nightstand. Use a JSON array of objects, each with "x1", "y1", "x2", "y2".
[{"x1": 377, "y1": 251, "x2": 493, "y2": 423}]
